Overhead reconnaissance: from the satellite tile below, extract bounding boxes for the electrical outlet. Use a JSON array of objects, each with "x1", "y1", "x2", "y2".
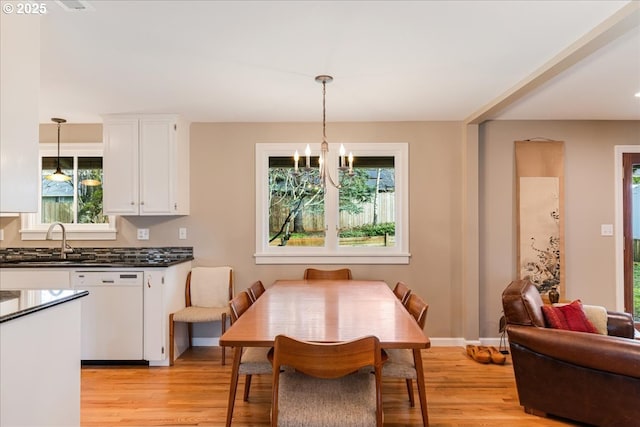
[
  {"x1": 137, "y1": 228, "x2": 150, "y2": 240},
  {"x1": 179, "y1": 227, "x2": 187, "y2": 240},
  {"x1": 600, "y1": 224, "x2": 613, "y2": 236}
]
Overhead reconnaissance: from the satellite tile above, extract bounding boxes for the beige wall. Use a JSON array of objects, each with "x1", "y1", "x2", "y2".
[
  {"x1": 479, "y1": 120, "x2": 640, "y2": 337},
  {"x1": 187, "y1": 122, "x2": 464, "y2": 339},
  {"x1": 2, "y1": 119, "x2": 638, "y2": 340}
]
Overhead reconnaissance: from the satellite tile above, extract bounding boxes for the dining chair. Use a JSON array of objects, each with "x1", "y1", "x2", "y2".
[
  {"x1": 169, "y1": 266, "x2": 233, "y2": 366},
  {"x1": 382, "y1": 293, "x2": 429, "y2": 409},
  {"x1": 392, "y1": 281, "x2": 412, "y2": 306},
  {"x1": 226, "y1": 291, "x2": 272, "y2": 426},
  {"x1": 303, "y1": 267, "x2": 353, "y2": 280},
  {"x1": 247, "y1": 280, "x2": 265, "y2": 303},
  {"x1": 271, "y1": 334, "x2": 383, "y2": 427}
]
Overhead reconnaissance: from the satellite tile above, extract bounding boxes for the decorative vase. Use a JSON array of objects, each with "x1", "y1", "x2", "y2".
[{"x1": 548, "y1": 288, "x2": 560, "y2": 304}]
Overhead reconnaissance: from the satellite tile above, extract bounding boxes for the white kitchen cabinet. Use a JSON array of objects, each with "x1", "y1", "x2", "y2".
[
  {"x1": 1, "y1": 295, "x2": 83, "y2": 426},
  {"x1": 0, "y1": 12, "x2": 39, "y2": 213},
  {"x1": 143, "y1": 261, "x2": 191, "y2": 366},
  {"x1": 103, "y1": 115, "x2": 190, "y2": 215}
]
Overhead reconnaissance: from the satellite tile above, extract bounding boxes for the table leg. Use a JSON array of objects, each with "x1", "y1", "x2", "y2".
[
  {"x1": 225, "y1": 347, "x2": 243, "y2": 427},
  {"x1": 413, "y1": 348, "x2": 429, "y2": 427}
]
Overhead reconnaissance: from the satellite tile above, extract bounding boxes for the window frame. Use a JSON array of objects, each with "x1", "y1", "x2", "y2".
[
  {"x1": 20, "y1": 142, "x2": 117, "y2": 241},
  {"x1": 255, "y1": 142, "x2": 409, "y2": 264}
]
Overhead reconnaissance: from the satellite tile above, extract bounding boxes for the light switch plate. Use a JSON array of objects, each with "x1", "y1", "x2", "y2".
[
  {"x1": 0, "y1": 229, "x2": 4, "y2": 241},
  {"x1": 600, "y1": 224, "x2": 613, "y2": 236},
  {"x1": 137, "y1": 228, "x2": 150, "y2": 240},
  {"x1": 179, "y1": 227, "x2": 187, "y2": 240}
]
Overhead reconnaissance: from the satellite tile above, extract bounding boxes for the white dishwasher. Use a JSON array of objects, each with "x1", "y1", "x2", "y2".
[{"x1": 72, "y1": 271, "x2": 144, "y2": 363}]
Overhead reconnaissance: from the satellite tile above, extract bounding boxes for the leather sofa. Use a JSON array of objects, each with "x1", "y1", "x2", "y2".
[{"x1": 502, "y1": 279, "x2": 640, "y2": 427}]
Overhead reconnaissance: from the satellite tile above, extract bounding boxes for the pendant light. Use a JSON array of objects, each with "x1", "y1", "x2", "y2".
[{"x1": 45, "y1": 117, "x2": 72, "y2": 182}]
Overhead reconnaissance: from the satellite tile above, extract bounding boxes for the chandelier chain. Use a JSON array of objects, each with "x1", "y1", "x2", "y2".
[{"x1": 322, "y1": 79, "x2": 327, "y2": 142}]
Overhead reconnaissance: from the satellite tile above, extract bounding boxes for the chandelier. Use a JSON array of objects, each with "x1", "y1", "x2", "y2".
[{"x1": 293, "y1": 75, "x2": 353, "y2": 188}]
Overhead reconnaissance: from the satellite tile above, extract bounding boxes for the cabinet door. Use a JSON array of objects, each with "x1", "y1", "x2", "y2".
[
  {"x1": 103, "y1": 119, "x2": 139, "y2": 215},
  {"x1": 0, "y1": 12, "x2": 39, "y2": 213},
  {"x1": 143, "y1": 270, "x2": 165, "y2": 362},
  {"x1": 139, "y1": 119, "x2": 176, "y2": 215}
]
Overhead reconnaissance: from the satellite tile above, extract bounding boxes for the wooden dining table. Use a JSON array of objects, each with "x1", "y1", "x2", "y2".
[{"x1": 219, "y1": 279, "x2": 431, "y2": 426}]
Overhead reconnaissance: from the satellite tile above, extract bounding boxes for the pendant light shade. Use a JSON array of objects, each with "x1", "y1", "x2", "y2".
[{"x1": 45, "y1": 117, "x2": 72, "y2": 182}]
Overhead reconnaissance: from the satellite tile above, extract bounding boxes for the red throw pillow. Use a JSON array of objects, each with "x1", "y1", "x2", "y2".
[{"x1": 541, "y1": 300, "x2": 598, "y2": 334}]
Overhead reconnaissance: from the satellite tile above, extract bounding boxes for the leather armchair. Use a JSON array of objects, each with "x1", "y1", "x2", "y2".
[{"x1": 502, "y1": 279, "x2": 640, "y2": 427}]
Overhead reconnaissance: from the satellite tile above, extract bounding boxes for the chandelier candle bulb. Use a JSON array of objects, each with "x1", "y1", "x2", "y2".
[
  {"x1": 339, "y1": 144, "x2": 346, "y2": 169},
  {"x1": 305, "y1": 144, "x2": 311, "y2": 169},
  {"x1": 348, "y1": 152, "x2": 354, "y2": 174},
  {"x1": 294, "y1": 150, "x2": 299, "y2": 173}
]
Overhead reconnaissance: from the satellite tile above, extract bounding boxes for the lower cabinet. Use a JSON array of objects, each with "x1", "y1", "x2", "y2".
[{"x1": 143, "y1": 261, "x2": 191, "y2": 366}]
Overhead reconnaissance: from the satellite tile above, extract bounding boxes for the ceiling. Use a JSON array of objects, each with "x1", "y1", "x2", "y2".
[{"x1": 38, "y1": 0, "x2": 640, "y2": 124}]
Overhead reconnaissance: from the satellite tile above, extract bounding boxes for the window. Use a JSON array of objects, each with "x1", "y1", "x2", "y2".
[
  {"x1": 255, "y1": 143, "x2": 409, "y2": 264},
  {"x1": 21, "y1": 143, "x2": 116, "y2": 240}
]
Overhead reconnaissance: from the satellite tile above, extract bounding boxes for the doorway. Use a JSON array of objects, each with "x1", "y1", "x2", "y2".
[{"x1": 623, "y1": 152, "x2": 640, "y2": 323}]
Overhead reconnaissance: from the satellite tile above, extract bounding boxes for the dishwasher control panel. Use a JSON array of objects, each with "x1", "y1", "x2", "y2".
[{"x1": 72, "y1": 271, "x2": 143, "y2": 287}]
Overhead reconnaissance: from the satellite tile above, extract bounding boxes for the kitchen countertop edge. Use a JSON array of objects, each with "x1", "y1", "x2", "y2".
[
  {"x1": 0, "y1": 290, "x2": 89, "y2": 324},
  {"x1": 0, "y1": 257, "x2": 194, "y2": 269}
]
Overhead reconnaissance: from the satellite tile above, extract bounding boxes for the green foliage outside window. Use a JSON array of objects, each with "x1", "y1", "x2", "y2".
[{"x1": 268, "y1": 159, "x2": 394, "y2": 247}]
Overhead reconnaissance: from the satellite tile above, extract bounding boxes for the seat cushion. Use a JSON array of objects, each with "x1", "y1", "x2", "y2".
[
  {"x1": 172, "y1": 306, "x2": 230, "y2": 322},
  {"x1": 277, "y1": 371, "x2": 376, "y2": 427},
  {"x1": 381, "y1": 348, "x2": 416, "y2": 379},
  {"x1": 238, "y1": 347, "x2": 272, "y2": 375}
]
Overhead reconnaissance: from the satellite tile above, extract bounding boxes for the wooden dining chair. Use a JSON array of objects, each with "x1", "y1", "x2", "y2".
[
  {"x1": 226, "y1": 291, "x2": 273, "y2": 426},
  {"x1": 169, "y1": 266, "x2": 233, "y2": 366},
  {"x1": 382, "y1": 293, "x2": 429, "y2": 410},
  {"x1": 392, "y1": 281, "x2": 412, "y2": 306},
  {"x1": 303, "y1": 268, "x2": 353, "y2": 280},
  {"x1": 271, "y1": 334, "x2": 383, "y2": 427},
  {"x1": 247, "y1": 280, "x2": 265, "y2": 303}
]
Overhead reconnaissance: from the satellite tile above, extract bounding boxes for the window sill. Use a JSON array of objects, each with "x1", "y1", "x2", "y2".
[{"x1": 254, "y1": 252, "x2": 411, "y2": 265}]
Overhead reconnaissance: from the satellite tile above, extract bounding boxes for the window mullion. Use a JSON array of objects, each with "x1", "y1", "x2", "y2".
[
  {"x1": 324, "y1": 146, "x2": 340, "y2": 249},
  {"x1": 73, "y1": 154, "x2": 79, "y2": 224}
]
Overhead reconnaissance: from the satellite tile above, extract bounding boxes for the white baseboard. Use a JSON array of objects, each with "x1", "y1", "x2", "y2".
[{"x1": 192, "y1": 337, "x2": 219, "y2": 347}]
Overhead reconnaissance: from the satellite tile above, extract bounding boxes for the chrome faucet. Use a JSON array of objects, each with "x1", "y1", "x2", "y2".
[{"x1": 46, "y1": 222, "x2": 74, "y2": 259}]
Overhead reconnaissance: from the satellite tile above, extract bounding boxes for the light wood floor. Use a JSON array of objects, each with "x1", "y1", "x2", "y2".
[{"x1": 81, "y1": 346, "x2": 582, "y2": 426}]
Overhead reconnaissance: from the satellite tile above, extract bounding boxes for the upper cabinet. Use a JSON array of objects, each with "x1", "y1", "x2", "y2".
[
  {"x1": 103, "y1": 115, "x2": 190, "y2": 216},
  {"x1": 0, "y1": 13, "x2": 40, "y2": 213}
]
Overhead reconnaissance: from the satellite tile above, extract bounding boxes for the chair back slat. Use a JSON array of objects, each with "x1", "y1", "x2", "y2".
[
  {"x1": 229, "y1": 291, "x2": 253, "y2": 323},
  {"x1": 248, "y1": 280, "x2": 265, "y2": 302},
  {"x1": 303, "y1": 268, "x2": 352, "y2": 280},
  {"x1": 393, "y1": 281, "x2": 412, "y2": 305},
  {"x1": 405, "y1": 293, "x2": 429, "y2": 330}
]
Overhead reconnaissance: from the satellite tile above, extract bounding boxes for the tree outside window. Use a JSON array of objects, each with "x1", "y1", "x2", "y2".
[
  {"x1": 256, "y1": 143, "x2": 409, "y2": 265},
  {"x1": 41, "y1": 156, "x2": 107, "y2": 225}
]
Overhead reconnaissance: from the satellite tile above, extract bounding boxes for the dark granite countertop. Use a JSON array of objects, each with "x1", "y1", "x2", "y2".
[
  {"x1": 0, "y1": 289, "x2": 89, "y2": 323},
  {"x1": 0, "y1": 257, "x2": 193, "y2": 268},
  {"x1": 0, "y1": 247, "x2": 194, "y2": 268}
]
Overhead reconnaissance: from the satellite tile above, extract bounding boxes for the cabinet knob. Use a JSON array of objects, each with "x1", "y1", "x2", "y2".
[
  {"x1": 131, "y1": 201, "x2": 135, "y2": 205},
  {"x1": 174, "y1": 203, "x2": 177, "y2": 210},
  {"x1": 140, "y1": 201, "x2": 145, "y2": 205}
]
